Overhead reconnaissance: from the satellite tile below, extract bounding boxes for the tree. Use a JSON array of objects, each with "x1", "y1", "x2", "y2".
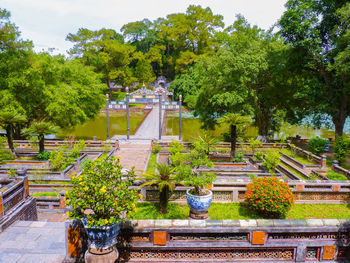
[
  {"x1": 0, "y1": 90, "x2": 26, "y2": 152},
  {"x1": 67, "y1": 28, "x2": 137, "y2": 89},
  {"x1": 279, "y1": 0, "x2": 350, "y2": 136},
  {"x1": 219, "y1": 113, "x2": 251, "y2": 158},
  {"x1": 191, "y1": 16, "x2": 297, "y2": 139},
  {"x1": 25, "y1": 121, "x2": 58, "y2": 153},
  {"x1": 140, "y1": 163, "x2": 177, "y2": 214}
]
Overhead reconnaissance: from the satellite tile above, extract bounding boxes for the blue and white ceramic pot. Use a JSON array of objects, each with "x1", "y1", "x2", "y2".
[
  {"x1": 82, "y1": 219, "x2": 121, "y2": 249},
  {"x1": 186, "y1": 189, "x2": 213, "y2": 214}
]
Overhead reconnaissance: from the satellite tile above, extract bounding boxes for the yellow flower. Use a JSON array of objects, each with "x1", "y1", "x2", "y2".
[
  {"x1": 137, "y1": 193, "x2": 143, "y2": 199},
  {"x1": 101, "y1": 186, "x2": 106, "y2": 193},
  {"x1": 65, "y1": 212, "x2": 70, "y2": 217}
]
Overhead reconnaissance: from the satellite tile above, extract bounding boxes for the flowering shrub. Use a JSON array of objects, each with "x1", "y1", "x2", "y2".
[
  {"x1": 244, "y1": 177, "x2": 295, "y2": 218},
  {"x1": 66, "y1": 155, "x2": 139, "y2": 227}
]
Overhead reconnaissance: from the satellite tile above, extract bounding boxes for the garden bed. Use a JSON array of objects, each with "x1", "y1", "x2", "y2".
[{"x1": 132, "y1": 202, "x2": 350, "y2": 220}]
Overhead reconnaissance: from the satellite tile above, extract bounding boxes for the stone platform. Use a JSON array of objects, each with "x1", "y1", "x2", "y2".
[{"x1": 0, "y1": 221, "x2": 65, "y2": 263}]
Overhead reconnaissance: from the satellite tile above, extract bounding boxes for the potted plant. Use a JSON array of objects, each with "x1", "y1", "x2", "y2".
[
  {"x1": 66, "y1": 155, "x2": 139, "y2": 250},
  {"x1": 175, "y1": 137, "x2": 216, "y2": 218}
]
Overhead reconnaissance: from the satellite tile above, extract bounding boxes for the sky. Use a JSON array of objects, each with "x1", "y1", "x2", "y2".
[{"x1": 2, "y1": 0, "x2": 287, "y2": 55}]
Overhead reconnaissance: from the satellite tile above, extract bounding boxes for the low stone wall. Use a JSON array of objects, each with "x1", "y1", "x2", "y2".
[
  {"x1": 64, "y1": 219, "x2": 350, "y2": 262},
  {"x1": 142, "y1": 180, "x2": 350, "y2": 203}
]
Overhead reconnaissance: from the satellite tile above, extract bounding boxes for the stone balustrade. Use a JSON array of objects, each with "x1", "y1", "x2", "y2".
[{"x1": 64, "y1": 219, "x2": 350, "y2": 262}]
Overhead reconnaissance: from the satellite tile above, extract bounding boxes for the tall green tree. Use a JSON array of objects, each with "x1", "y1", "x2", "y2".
[
  {"x1": 190, "y1": 16, "x2": 297, "y2": 138},
  {"x1": 279, "y1": 0, "x2": 350, "y2": 136}
]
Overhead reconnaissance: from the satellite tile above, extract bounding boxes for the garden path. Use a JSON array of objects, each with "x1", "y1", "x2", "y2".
[{"x1": 0, "y1": 221, "x2": 65, "y2": 263}]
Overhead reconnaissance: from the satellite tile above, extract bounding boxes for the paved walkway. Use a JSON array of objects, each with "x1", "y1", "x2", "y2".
[
  {"x1": 0, "y1": 221, "x2": 65, "y2": 263},
  {"x1": 117, "y1": 143, "x2": 151, "y2": 173}
]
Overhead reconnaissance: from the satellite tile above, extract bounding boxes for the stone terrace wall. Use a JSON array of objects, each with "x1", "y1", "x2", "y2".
[{"x1": 64, "y1": 219, "x2": 350, "y2": 262}]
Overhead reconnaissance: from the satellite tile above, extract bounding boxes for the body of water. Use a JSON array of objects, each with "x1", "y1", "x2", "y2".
[
  {"x1": 58, "y1": 111, "x2": 146, "y2": 140},
  {"x1": 165, "y1": 112, "x2": 350, "y2": 141}
]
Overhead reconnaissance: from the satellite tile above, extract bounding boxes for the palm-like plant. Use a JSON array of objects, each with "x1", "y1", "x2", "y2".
[
  {"x1": 0, "y1": 111, "x2": 26, "y2": 152},
  {"x1": 25, "y1": 121, "x2": 58, "y2": 153},
  {"x1": 219, "y1": 113, "x2": 251, "y2": 158},
  {"x1": 196, "y1": 132, "x2": 219, "y2": 156},
  {"x1": 140, "y1": 162, "x2": 177, "y2": 214}
]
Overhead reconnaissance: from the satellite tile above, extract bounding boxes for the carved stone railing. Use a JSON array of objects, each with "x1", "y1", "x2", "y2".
[{"x1": 64, "y1": 219, "x2": 350, "y2": 262}]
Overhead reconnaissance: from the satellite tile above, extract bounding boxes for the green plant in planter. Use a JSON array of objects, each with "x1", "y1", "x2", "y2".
[
  {"x1": 255, "y1": 150, "x2": 264, "y2": 161},
  {"x1": 176, "y1": 138, "x2": 216, "y2": 196},
  {"x1": 66, "y1": 155, "x2": 139, "y2": 227},
  {"x1": 69, "y1": 140, "x2": 86, "y2": 159},
  {"x1": 152, "y1": 142, "x2": 161, "y2": 154},
  {"x1": 196, "y1": 132, "x2": 219, "y2": 156},
  {"x1": 262, "y1": 150, "x2": 281, "y2": 174},
  {"x1": 140, "y1": 163, "x2": 177, "y2": 214},
  {"x1": 169, "y1": 140, "x2": 185, "y2": 167},
  {"x1": 249, "y1": 138, "x2": 261, "y2": 158},
  {"x1": 233, "y1": 151, "x2": 244, "y2": 163}
]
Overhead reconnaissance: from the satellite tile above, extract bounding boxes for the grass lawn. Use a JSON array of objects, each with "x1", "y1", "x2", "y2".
[
  {"x1": 32, "y1": 192, "x2": 58, "y2": 197},
  {"x1": 281, "y1": 149, "x2": 316, "y2": 165},
  {"x1": 146, "y1": 152, "x2": 157, "y2": 174},
  {"x1": 133, "y1": 202, "x2": 350, "y2": 220}
]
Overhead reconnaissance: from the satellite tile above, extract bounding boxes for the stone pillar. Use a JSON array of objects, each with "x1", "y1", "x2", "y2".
[
  {"x1": 60, "y1": 191, "x2": 66, "y2": 209},
  {"x1": 321, "y1": 155, "x2": 326, "y2": 169},
  {"x1": 332, "y1": 160, "x2": 339, "y2": 169}
]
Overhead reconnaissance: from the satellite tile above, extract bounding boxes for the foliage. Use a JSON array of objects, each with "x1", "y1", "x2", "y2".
[
  {"x1": 255, "y1": 150, "x2": 264, "y2": 161},
  {"x1": 0, "y1": 137, "x2": 14, "y2": 163},
  {"x1": 49, "y1": 148, "x2": 73, "y2": 171},
  {"x1": 333, "y1": 136, "x2": 347, "y2": 165},
  {"x1": 249, "y1": 139, "x2": 261, "y2": 157},
  {"x1": 168, "y1": 140, "x2": 184, "y2": 167},
  {"x1": 307, "y1": 137, "x2": 328, "y2": 156},
  {"x1": 140, "y1": 163, "x2": 177, "y2": 214},
  {"x1": 326, "y1": 171, "x2": 348, "y2": 181},
  {"x1": 70, "y1": 140, "x2": 86, "y2": 159},
  {"x1": 219, "y1": 113, "x2": 252, "y2": 158},
  {"x1": 37, "y1": 151, "x2": 51, "y2": 161},
  {"x1": 279, "y1": 0, "x2": 350, "y2": 136},
  {"x1": 244, "y1": 177, "x2": 295, "y2": 218},
  {"x1": 25, "y1": 121, "x2": 58, "y2": 153},
  {"x1": 195, "y1": 132, "x2": 219, "y2": 155},
  {"x1": 152, "y1": 142, "x2": 161, "y2": 154},
  {"x1": 262, "y1": 150, "x2": 281, "y2": 174},
  {"x1": 66, "y1": 155, "x2": 139, "y2": 227},
  {"x1": 174, "y1": 137, "x2": 216, "y2": 196},
  {"x1": 233, "y1": 152, "x2": 244, "y2": 163}
]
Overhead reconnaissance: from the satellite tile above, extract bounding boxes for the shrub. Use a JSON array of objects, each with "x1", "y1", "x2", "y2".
[
  {"x1": 244, "y1": 177, "x2": 295, "y2": 218},
  {"x1": 49, "y1": 148, "x2": 73, "y2": 171},
  {"x1": 37, "y1": 151, "x2": 51, "y2": 161},
  {"x1": 255, "y1": 150, "x2": 264, "y2": 161},
  {"x1": 66, "y1": 155, "x2": 139, "y2": 227},
  {"x1": 262, "y1": 150, "x2": 280, "y2": 173},
  {"x1": 249, "y1": 138, "x2": 261, "y2": 157},
  {"x1": 233, "y1": 151, "x2": 244, "y2": 163},
  {"x1": 0, "y1": 137, "x2": 14, "y2": 163},
  {"x1": 327, "y1": 171, "x2": 348, "y2": 181},
  {"x1": 69, "y1": 140, "x2": 86, "y2": 159},
  {"x1": 152, "y1": 142, "x2": 161, "y2": 154},
  {"x1": 307, "y1": 137, "x2": 328, "y2": 155},
  {"x1": 334, "y1": 136, "x2": 347, "y2": 165}
]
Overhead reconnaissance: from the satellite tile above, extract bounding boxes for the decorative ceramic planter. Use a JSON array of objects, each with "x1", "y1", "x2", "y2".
[
  {"x1": 82, "y1": 219, "x2": 121, "y2": 249},
  {"x1": 186, "y1": 189, "x2": 213, "y2": 214}
]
